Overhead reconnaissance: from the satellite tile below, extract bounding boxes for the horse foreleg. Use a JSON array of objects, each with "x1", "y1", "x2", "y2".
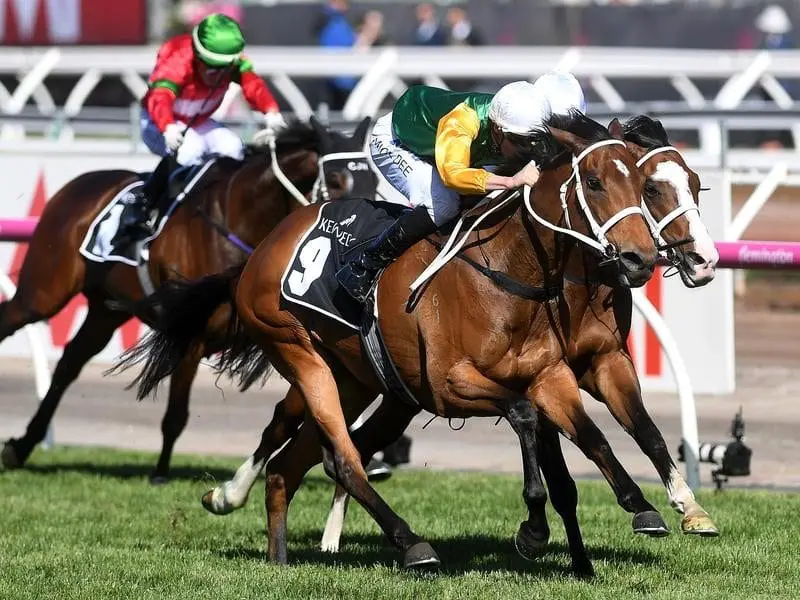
[
  {"x1": 270, "y1": 339, "x2": 438, "y2": 569},
  {"x1": 582, "y1": 350, "x2": 718, "y2": 536},
  {"x1": 150, "y1": 349, "x2": 201, "y2": 485},
  {"x1": 200, "y1": 385, "x2": 306, "y2": 515},
  {"x1": 0, "y1": 296, "x2": 44, "y2": 344},
  {"x1": 536, "y1": 419, "x2": 594, "y2": 577},
  {"x1": 443, "y1": 361, "x2": 552, "y2": 557},
  {"x1": 2, "y1": 302, "x2": 129, "y2": 468},
  {"x1": 532, "y1": 362, "x2": 669, "y2": 537},
  {"x1": 321, "y1": 395, "x2": 419, "y2": 553},
  {"x1": 0, "y1": 232, "x2": 83, "y2": 344},
  {"x1": 503, "y1": 396, "x2": 551, "y2": 560}
]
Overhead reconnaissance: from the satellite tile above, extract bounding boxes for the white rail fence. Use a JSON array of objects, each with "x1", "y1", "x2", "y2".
[{"x1": 4, "y1": 46, "x2": 800, "y2": 168}]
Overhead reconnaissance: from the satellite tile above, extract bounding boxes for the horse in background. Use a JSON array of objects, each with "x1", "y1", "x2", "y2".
[{"x1": 0, "y1": 118, "x2": 375, "y2": 483}]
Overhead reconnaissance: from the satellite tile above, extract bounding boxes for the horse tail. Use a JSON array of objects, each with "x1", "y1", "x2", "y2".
[
  {"x1": 110, "y1": 263, "x2": 247, "y2": 400},
  {"x1": 215, "y1": 300, "x2": 274, "y2": 394}
]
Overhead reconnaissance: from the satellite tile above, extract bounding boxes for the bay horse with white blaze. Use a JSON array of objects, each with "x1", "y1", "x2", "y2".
[
  {"x1": 117, "y1": 113, "x2": 659, "y2": 573},
  {"x1": 0, "y1": 117, "x2": 375, "y2": 482}
]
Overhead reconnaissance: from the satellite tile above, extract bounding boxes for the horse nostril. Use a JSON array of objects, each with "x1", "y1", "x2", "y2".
[
  {"x1": 620, "y1": 251, "x2": 643, "y2": 270},
  {"x1": 685, "y1": 251, "x2": 707, "y2": 267},
  {"x1": 619, "y1": 251, "x2": 654, "y2": 272}
]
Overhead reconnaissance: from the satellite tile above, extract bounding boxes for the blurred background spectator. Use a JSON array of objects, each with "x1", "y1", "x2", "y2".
[
  {"x1": 169, "y1": 0, "x2": 243, "y2": 34},
  {"x1": 315, "y1": 0, "x2": 359, "y2": 111},
  {"x1": 753, "y1": 4, "x2": 795, "y2": 149},
  {"x1": 356, "y1": 10, "x2": 391, "y2": 48},
  {"x1": 755, "y1": 4, "x2": 794, "y2": 50},
  {"x1": 445, "y1": 6, "x2": 484, "y2": 47},
  {"x1": 412, "y1": 3, "x2": 446, "y2": 46}
]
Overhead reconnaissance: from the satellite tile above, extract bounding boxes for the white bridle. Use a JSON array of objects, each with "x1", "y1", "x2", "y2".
[
  {"x1": 265, "y1": 135, "x2": 370, "y2": 206},
  {"x1": 523, "y1": 138, "x2": 644, "y2": 255},
  {"x1": 314, "y1": 151, "x2": 373, "y2": 203},
  {"x1": 635, "y1": 145, "x2": 700, "y2": 247}
]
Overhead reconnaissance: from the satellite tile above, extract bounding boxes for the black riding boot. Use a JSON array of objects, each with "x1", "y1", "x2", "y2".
[
  {"x1": 119, "y1": 154, "x2": 176, "y2": 239},
  {"x1": 336, "y1": 206, "x2": 438, "y2": 304}
]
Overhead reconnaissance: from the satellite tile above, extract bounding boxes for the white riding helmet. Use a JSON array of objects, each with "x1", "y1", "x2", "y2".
[
  {"x1": 488, "y1": 80, "x2": 551, "y2": 136},
  {"x1": 532, "y1": 71, "x2": 587, "y2": 116}
]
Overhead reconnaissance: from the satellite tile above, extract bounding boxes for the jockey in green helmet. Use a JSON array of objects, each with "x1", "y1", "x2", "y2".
[{"x1": 120, "y1": 13, "x2": 285, "y2": 239}]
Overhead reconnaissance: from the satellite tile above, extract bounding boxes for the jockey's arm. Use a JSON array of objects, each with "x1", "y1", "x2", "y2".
[
  {"x1": 234, "y1": 57, "x2": 280, "y2": 114},
  {"x1": 434, "y1": 104, "x2": 524, "y2": 195},
  {"x1": 146, "y1": 45, "x2": 191, "y2": 132}
]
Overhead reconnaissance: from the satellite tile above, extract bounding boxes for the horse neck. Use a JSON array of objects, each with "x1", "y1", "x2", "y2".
[
  {"x1": 499, "y1": 164, "x2": 584, "y2": 287},
  {"x1": 225, "y1": 150, "x2": 318, "y2": 243}
]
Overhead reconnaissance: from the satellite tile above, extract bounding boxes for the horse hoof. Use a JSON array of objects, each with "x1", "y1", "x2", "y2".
[
  {"x1": 571, "y1": 558, "x2": 595, "y2": 579},
  {"x1": 201, "y1": 489, "x2": 234, "y2": 516},
  {"x1": 1, "y1": 441, "x2": 23, "y2": 470},
  {"x1": 514, "y1": 521, "x2": 550, "y2": 561},
  {"x1": 403, "y1": 542, "x2": 440, "y2": 570},
  {"x1": 632, "y1": 510, "x2": 670, "y2": 537},
  {"x1": 681, "y1": 512, "x2": 719, "y2": 537},
  {"x1": 365, "y1": 457, "x2": 393, "y2": 482},
  {"x1": 149, "y1": 474, "x2": 170, "y2": 486}
]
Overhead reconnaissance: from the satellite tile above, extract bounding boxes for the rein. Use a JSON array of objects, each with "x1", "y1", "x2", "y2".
[
  {"x1": 188, "y1": 205, "x2": 254, "y2": 254},
  {"x1": 424, "y1": 235, "x2": 561, "y2": 302},
  {"x1": 188, "y1": 137, "x2": 371, "y2": 256},
  {"x1": 410, "y1": 138, "x2": 648, "y2": 297}
]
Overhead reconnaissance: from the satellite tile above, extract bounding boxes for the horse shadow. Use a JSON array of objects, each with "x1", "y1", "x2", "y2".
[
  {"x1": 217, "y1": 529, "x2": 660, "y2": 577},
  {"x1": 14, "y1": 461, "x2": 341, "y2": 489},
  {"x1": 16, "y1": 461, "x2": 238, "y2": 483}
]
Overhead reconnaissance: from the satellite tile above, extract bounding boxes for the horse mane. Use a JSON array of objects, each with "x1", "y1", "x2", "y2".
[
  {"x1": 497, "y1": 109, "x2": 613, "y2": 176},
  {"x1": 622, "y1": 114, "x2": 670, "y2": 149}
]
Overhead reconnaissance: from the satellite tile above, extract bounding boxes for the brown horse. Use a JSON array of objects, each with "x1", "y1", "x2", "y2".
[
  {"x1": 311, "y1": 115, "x2": 720, "y2": 558},
  {"x1": 117, "y1": 113, "x2": 658, "y2": 572},
  {"x1": 193, "y1": 116, "x2": 719, "y2": 575},
  {"x1": 0, "y1": 117, "x2": 375, "y2": 482}
]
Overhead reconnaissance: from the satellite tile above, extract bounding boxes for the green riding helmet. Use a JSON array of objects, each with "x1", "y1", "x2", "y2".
[{"x1": 192, "y1": 13, "x2": 246, "y2": 68}]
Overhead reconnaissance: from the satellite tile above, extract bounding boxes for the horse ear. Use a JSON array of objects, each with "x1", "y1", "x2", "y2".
[
  {"x1": 547, "y1": 125, "x2": 587, "y2": 156},
  {"x1": 352, "y1": 117, "x2": 372, "y2": 146},
  {"x1": 608, "y1": 118, "x2": 624, "y2": 141},
  {"x1": 309, "y1": 115, "x2": 326, "y2": 137},
  {"x1": 309, "y1": 115, "x2": 332, "y2": 152}
]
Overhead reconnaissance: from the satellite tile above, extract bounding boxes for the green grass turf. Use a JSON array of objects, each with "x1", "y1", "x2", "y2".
[{"x1": 0, "y1": 446, "x2": 798, "y2": 599}]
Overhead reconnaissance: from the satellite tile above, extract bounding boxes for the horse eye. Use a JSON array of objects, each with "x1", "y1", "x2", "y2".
[
  {"x1": 644, "y1": 181, "x2": 660, "y2": 199},
  {"x1": 586, "y1": 176, "x2": 603, "y2": 191}
]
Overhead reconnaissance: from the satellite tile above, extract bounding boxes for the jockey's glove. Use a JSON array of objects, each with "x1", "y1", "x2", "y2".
[
  {"x1": 163, "y1": 123, "x2": 184, "y2": 153},
  {"x1": 263, "y1": 111, "x2": 287, "y2": 132}
]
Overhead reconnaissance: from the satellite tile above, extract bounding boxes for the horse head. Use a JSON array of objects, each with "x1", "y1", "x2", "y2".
[
  {"x1": 539, "y1": 112, "x2": 657, "y2": 288},
  {"x1": 622, "y1": 115, "x2": 718, "y2": 288},
  {"x1": 310, "y1": 116, "x2": 377, "y2": 203}
]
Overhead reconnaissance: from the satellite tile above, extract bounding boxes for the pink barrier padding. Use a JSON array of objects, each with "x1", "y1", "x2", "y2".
[
  {"x1": 0, "y1": 218, "x2": 798, "y2": 272},
  {"x1": 716, "y1": 240, "x2": 800, "y2": 269},
  {"x1": 0, "y1": 218, "x2": 38, "y2": 242}
]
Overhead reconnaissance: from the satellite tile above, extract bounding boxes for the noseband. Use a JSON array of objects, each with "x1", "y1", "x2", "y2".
[{"x1": 267, "y1": 136, "x2": 370, "y2": 206}]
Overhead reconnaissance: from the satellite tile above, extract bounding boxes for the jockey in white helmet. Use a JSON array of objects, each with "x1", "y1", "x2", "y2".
[{"x1": 336, "y1": 71, "x2": 586, "y2": 303}]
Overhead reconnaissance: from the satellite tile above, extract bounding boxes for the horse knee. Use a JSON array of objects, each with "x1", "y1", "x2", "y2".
[{"x1": 523, "y1": 485, "x2": 548, "y2": 509}]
